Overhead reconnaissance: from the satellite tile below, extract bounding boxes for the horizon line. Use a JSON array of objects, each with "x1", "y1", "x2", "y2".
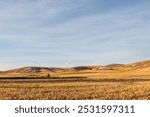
[{"x1": 1, "y1": 59, "x2": 149, "y2": 71}]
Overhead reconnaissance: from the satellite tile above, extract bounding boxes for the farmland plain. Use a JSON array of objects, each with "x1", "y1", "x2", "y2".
[{"x1": 0, "y1": 60, "x2": 150, "y2": 100}]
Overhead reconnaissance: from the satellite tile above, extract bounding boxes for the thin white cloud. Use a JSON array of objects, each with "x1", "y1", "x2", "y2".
[{"x1": 0, "y1": 0, "x2": 150, "y2": 70}]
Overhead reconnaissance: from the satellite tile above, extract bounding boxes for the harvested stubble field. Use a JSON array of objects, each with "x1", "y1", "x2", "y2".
[
  {"x1": 0, "y1": 77, "x2": 150, "y2": 100},
  {"x1": 1, "y1": 60, "x2": 150, "y2": 100}
]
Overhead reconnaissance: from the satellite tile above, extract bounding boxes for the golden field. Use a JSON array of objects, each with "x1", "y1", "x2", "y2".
[
  {"x1": 0, "y1": 60, "x2": 150, "y2": 100},
  {"x1": 0, "y1": 79, "x2": 150, "y2": 100}
]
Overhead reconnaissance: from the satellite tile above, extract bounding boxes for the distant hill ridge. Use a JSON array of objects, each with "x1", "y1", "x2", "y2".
[
  {"x1": 3, "y1": 67, "x2": 64, "y2": 74},
  {"x1": 1, "y1": 60, "x2": 150, "y2": 74}
]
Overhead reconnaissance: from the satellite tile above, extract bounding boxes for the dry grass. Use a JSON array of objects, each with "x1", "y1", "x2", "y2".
[
  {"x1": 1, "y1": 64, "x2": 150, "y2": 100},
  {"x1": 0, "y1": 78, "x2": 150, "y2": 100}
]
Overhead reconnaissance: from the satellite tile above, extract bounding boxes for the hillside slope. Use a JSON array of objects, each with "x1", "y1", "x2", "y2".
[{"x1": 0, "y1": 60, "x2": 150, "y2": 78}]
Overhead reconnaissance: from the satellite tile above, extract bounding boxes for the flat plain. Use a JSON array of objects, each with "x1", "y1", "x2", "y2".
[{"x1": 0, "y1": 60, "x2": 150, "y2": 100}]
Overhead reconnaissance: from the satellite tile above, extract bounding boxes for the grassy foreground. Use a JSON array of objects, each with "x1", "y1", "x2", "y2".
[{"x1": 0, "y1": 77, "x2": 150, "y2": 100}]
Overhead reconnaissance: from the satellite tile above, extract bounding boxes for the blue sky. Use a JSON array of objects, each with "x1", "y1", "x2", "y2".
[{"x1": 0, "y1": 0, "x2": 150, "y2": 70}]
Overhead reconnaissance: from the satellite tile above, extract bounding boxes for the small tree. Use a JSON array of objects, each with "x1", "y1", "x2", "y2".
[{"x1": 47, "y1": 73, "x2": 50, "y2": 78}]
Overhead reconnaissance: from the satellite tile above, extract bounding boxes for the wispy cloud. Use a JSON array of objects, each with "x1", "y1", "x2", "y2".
[{"x1": 0, "y1": 0, "x2": 150, "y2": 70}]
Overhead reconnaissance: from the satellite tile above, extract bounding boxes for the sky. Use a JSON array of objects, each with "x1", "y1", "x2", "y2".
[{"x1": 0, "y1": 0, "x2": 150, "y2": 70}]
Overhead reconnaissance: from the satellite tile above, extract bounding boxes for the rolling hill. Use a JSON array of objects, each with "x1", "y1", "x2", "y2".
[{"x1": 0, "y1": 60, "x2": 150, "y2": 78}]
